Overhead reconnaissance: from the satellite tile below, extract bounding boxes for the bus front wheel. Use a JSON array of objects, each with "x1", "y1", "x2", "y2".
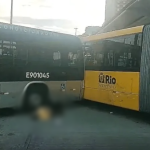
[{"x1": 23, "y1": 84, "x2": 49, "y2": 112}]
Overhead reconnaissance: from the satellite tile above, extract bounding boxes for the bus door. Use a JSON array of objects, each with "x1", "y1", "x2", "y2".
[
  {"x1": 65, "y1": 49, "x2": 84, "y2": 102},
  {"x1": 111, "y1": 42, "x2": 133, "y2": 108},
  {"x1": 46, "y1": 49, "x2": 67, "y2": 105},
  {"x1": 104, "y1": 41, "x2": 121, "y2": 107},
  {"x1": 110, "y1": 42, "x2": 123, "y2": 107}
]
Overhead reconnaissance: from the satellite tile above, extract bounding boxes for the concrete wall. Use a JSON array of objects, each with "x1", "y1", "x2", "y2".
[{"x1": 105, "y1": 0, "x2": 133, "y2": 22}]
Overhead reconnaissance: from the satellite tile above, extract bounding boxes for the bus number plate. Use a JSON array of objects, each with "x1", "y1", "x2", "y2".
[{"x1": 26, "y1": 72, "x2": 50, "y2": 79}]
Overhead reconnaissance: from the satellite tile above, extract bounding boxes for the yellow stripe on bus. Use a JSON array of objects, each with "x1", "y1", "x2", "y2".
[{"x1": 81, "y1": 25, "x2": 144, "y2": 42}]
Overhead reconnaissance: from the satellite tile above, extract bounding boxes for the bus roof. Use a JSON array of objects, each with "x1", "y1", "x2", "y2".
[
  {"x1": 0, "y1": 22, "x2": 79, "y2": 42},
  {"x1": 81, "y1": 25, "x2": 144, "y2": 42}
]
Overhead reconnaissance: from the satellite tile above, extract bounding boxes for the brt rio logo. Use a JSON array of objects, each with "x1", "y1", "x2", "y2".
[{"x1": 99, "y1": 73, "x2": 116, "y2": 85}]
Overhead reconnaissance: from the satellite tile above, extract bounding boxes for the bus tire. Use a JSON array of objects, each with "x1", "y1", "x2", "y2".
[{"x1": 23, "y1": 84, "x2": 50, "y2": 112}]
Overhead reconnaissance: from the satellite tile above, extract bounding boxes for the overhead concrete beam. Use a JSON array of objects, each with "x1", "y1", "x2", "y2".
[{"x1": 98, "y1": 0, "x2": 150, "y2": 33}]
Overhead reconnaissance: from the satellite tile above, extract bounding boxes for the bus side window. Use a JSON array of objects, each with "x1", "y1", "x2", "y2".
[
  {"x1": 67, "y1": 48, "x2": 83, "y2": 67},
  {"x1": 137, "y1": 33, "x2": 142, "y2": 46},
  {"x1": 85, "y1": 41, "x2": 105, "y2": 70},
  {"x1": 0, "y1": 40, "x2": 13, "y2": 56},
  {"x1": 103, "y1": 40, "x2": 115, "y2": 70},
  {"x1": 93, "y1": 41, "x2": 105, "y2": 68},
  {"x1": 105, "y1": 34, "x2": 141, "y2": 72},
  {"x1": 85, "y1": 49, "x2": 94, "y2": 68},
  {"x1": 53, "y1": 51, "x2": 61, "y2": 60},
  {"x1": 114, "y1": 40, "x2": 140, "y2": 71},
  {"x1": 0, "y1": 49, "x2": 2, "y2": 55},
  {"x1": 114, "y1": 44, "x2": 129, "y2": 68},
  {"x1": 68, "y1": 52, "x2": 76, "y2": 66},
  {"x1": 95, "y1": 52, "x2": 104, "y2": 66},
  {"x1": 12, "y1": 39, "x2": 30, "y2": 67},
  {"x1": 0, "y1": 40, "x2": 14, "y2": 67},
  {"x1": 52, "y1": 51, "x2": 61, "y2": 66}
]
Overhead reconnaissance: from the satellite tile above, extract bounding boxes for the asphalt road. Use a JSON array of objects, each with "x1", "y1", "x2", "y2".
[{"x1": 0, "y1": 101, "x2": 150, "y2": 150}]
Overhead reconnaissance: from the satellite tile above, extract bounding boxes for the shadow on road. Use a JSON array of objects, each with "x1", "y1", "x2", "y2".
[
  {"x1": 0, "y1": 100, "x2": 150, "y2": 125},
  {"x1": 75, "y1": 100, "x2": 150, "y2": 125},
  {"x1": 0, "y1": 108, "x2": 22, "y2": 118}
]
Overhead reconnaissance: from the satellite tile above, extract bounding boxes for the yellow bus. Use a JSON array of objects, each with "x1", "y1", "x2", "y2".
[{"x1": 81, "y1": 25, "x2": 150, "y2": 113}]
